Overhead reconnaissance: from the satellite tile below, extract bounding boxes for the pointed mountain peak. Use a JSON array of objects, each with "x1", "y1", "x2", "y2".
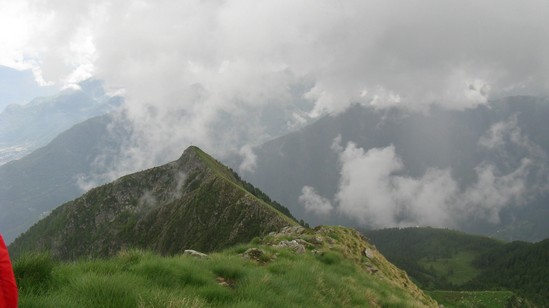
[
  {"x1": 179, "y1": 145, "x2": 202, "y2": 160},
  {"x1": 176, "y1": 145, "x2": 238, "y2": 181}
]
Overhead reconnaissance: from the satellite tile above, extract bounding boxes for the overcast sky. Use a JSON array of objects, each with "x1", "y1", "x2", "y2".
[
  {"x1": 1, "y1": 0, "x2": 549, "y2": 171},
  {"x1": 0, "y1": 65, "x2": 57, "y2": 110}
]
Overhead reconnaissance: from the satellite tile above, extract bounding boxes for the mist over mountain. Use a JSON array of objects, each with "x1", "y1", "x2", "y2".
[
  {"x1": 243, "y1": 96, "x2": 549, "y2": 242},
  {"x1": 0, "y1": 114, "x2": 130, "y2": 243},
  {"x1": 0, "y1": 79, "x2": 121, "y2": 165},
  {"x1": 0, "y1": 65, "x2": 57, "y2": 110},
  {"x1": 2, "y1": 95, "x2": 549, "y2": 244}
]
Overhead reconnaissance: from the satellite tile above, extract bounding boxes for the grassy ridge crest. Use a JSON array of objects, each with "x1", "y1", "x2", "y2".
[{"x1": 14, "y1": 226, "x2": 438, "y2": 307}]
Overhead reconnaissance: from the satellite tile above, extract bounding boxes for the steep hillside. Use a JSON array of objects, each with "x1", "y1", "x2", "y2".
[
  {"x1": 0, "y1": 114, "x2": 128, "y2": 243},
  {"x1": 14, "y1": 226, "x2": 437, "y2": 307},
  {"x1": 10, "y1": 146, "x2": 297, "y2": 259}
]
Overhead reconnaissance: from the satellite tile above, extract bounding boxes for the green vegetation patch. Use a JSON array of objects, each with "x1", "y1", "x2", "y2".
[
  {"x1": 427, "y1": 290, "x2": 522, "y2": 308},
  {"x1": 13, "y1": 252, "x2": 55, "y2": 295},
  {"x1": 418, "y1": 251, "x2": 479, "y2": 285}
]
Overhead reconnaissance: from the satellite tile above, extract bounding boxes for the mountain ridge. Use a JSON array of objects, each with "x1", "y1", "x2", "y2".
[{"x1": 9, "y1": 146, "x2": 297, "y2": 260}]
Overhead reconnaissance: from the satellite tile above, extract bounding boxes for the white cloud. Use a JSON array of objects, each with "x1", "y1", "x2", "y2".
[
  {"x1": 332, "y1": 140, "x2": 534, "y2": 229},
  {"x1": 4, "y1": 1, "x2": 549, "y2": 105},
  {"x1": 3, "y1": 0, "x2": 549, "y2": 176},
  {"x1": 479, "y1": 115, "x2": 534, "y2": 151},
  {"x1": 298, "y1": 186, "x2": 333, "y2": 216},
  {"x1": 238, "y1": 144, "x2": 257, "y2": 173},
  {"x1": 461, "y1": 160, "x2": 531, "y2": 223},
  {"x1": 335, "y1": 143, "x2": 402, "y2": 227},
  {"x1": 392, "y1": 168, "x2": 459, "y2": 228}
]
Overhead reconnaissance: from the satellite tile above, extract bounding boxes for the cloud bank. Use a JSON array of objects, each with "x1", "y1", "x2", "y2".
[
  {"x1": 2, "y1": 0, "x2": 549, "y2": 178},
  {"x1": 317, "y1": 123, "x2": 543, "y2": 229}
]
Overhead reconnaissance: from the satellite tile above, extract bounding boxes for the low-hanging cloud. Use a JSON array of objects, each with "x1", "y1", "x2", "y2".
[
  {"x1": 298, "y1": 186, "x2": 334, "y2": 216},
  {"x1": 238, "y1": 144, "x2": 258, "y2": 174},
  {"x1": 479, "y1": 115, "x2": 546, "y2": 160},
  {"x1": 2, "y1": 0, "x2": 549, "y2": 178},
  {"x1": 331, "y1": 137, "x2": 536, "y2": 229}
]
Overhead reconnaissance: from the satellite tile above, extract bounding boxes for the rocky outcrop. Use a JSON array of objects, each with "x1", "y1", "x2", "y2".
[
  {"x1": 274, "y1": 240, "x2": 306, "y2": 253},
  {"x1": 241, "y1": 248, "x2": 267, "y2": 263},
  {"x1": 260, "y1": 225, "x2": 438, "y2": 307},
  {"x1": 183, "y1": 249, "x2": 208, "y2": 258}
]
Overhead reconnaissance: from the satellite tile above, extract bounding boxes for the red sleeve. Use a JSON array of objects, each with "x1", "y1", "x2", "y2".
[{"x1": 0, "y1": 234, "x2": 18, "y2": 308}]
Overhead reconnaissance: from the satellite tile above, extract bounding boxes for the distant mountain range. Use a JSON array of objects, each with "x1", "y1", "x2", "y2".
[
  {"x1": 1, "y1": 95, "x2": 549, "y2": 243},
  {"x1": 245, "y1": 96, "x2": 549, "y2": 242},
  {"x1": 0, "y1": 79, "x2": 121, "y2": 165},
  {"x1": 10, "y1": 146, "x2": 297, "y2": 259},
  {"x1": 0, "y1": 115, "x2": 129, "y2": 243}
]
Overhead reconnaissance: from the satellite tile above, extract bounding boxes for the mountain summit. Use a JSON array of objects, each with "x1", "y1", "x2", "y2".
[{"x1": 10, "y1": 146, "x2": 297, "y2": 260}]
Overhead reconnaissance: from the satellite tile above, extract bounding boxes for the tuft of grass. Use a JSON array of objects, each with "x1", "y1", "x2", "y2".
[
  {"x1": 134, "y1": 257, "x2": 210, "y2": 288},
  {"x1": 212, "y1": 263, "x2": 245, "y2": 281},
  {"x1": 316, "y1": 251, "x2": 341, "y2": 265},
  {"x1": 197, "y1": 285, "x2": 235, "y2": 304},
  {"x1": 69, "y1": 273, "x2": 141, "y2": 308},
  {"x1": 13, "y1": 252, "x2": 55, "y2": 295}
]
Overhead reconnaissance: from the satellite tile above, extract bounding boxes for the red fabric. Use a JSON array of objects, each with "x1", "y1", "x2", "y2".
[{"x1": 0, "y1": 234, "x2": 17, "y2": 308}]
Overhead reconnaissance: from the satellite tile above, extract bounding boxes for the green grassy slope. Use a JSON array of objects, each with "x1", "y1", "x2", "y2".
[
  {"x1": 190, "y1": 146, "x2": 298, "y2": 225},
  {"x1": 14, "y1": 226, "x2": 438, "y2": 308}
]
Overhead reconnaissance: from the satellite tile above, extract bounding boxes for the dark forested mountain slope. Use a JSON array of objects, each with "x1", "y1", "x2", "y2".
[
  {"x1": 366, "y1": 227, "x2": 549, "y2": 307},
  {"x1": 465, "y1": 239, "x2": 549, "y2": 307}
]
